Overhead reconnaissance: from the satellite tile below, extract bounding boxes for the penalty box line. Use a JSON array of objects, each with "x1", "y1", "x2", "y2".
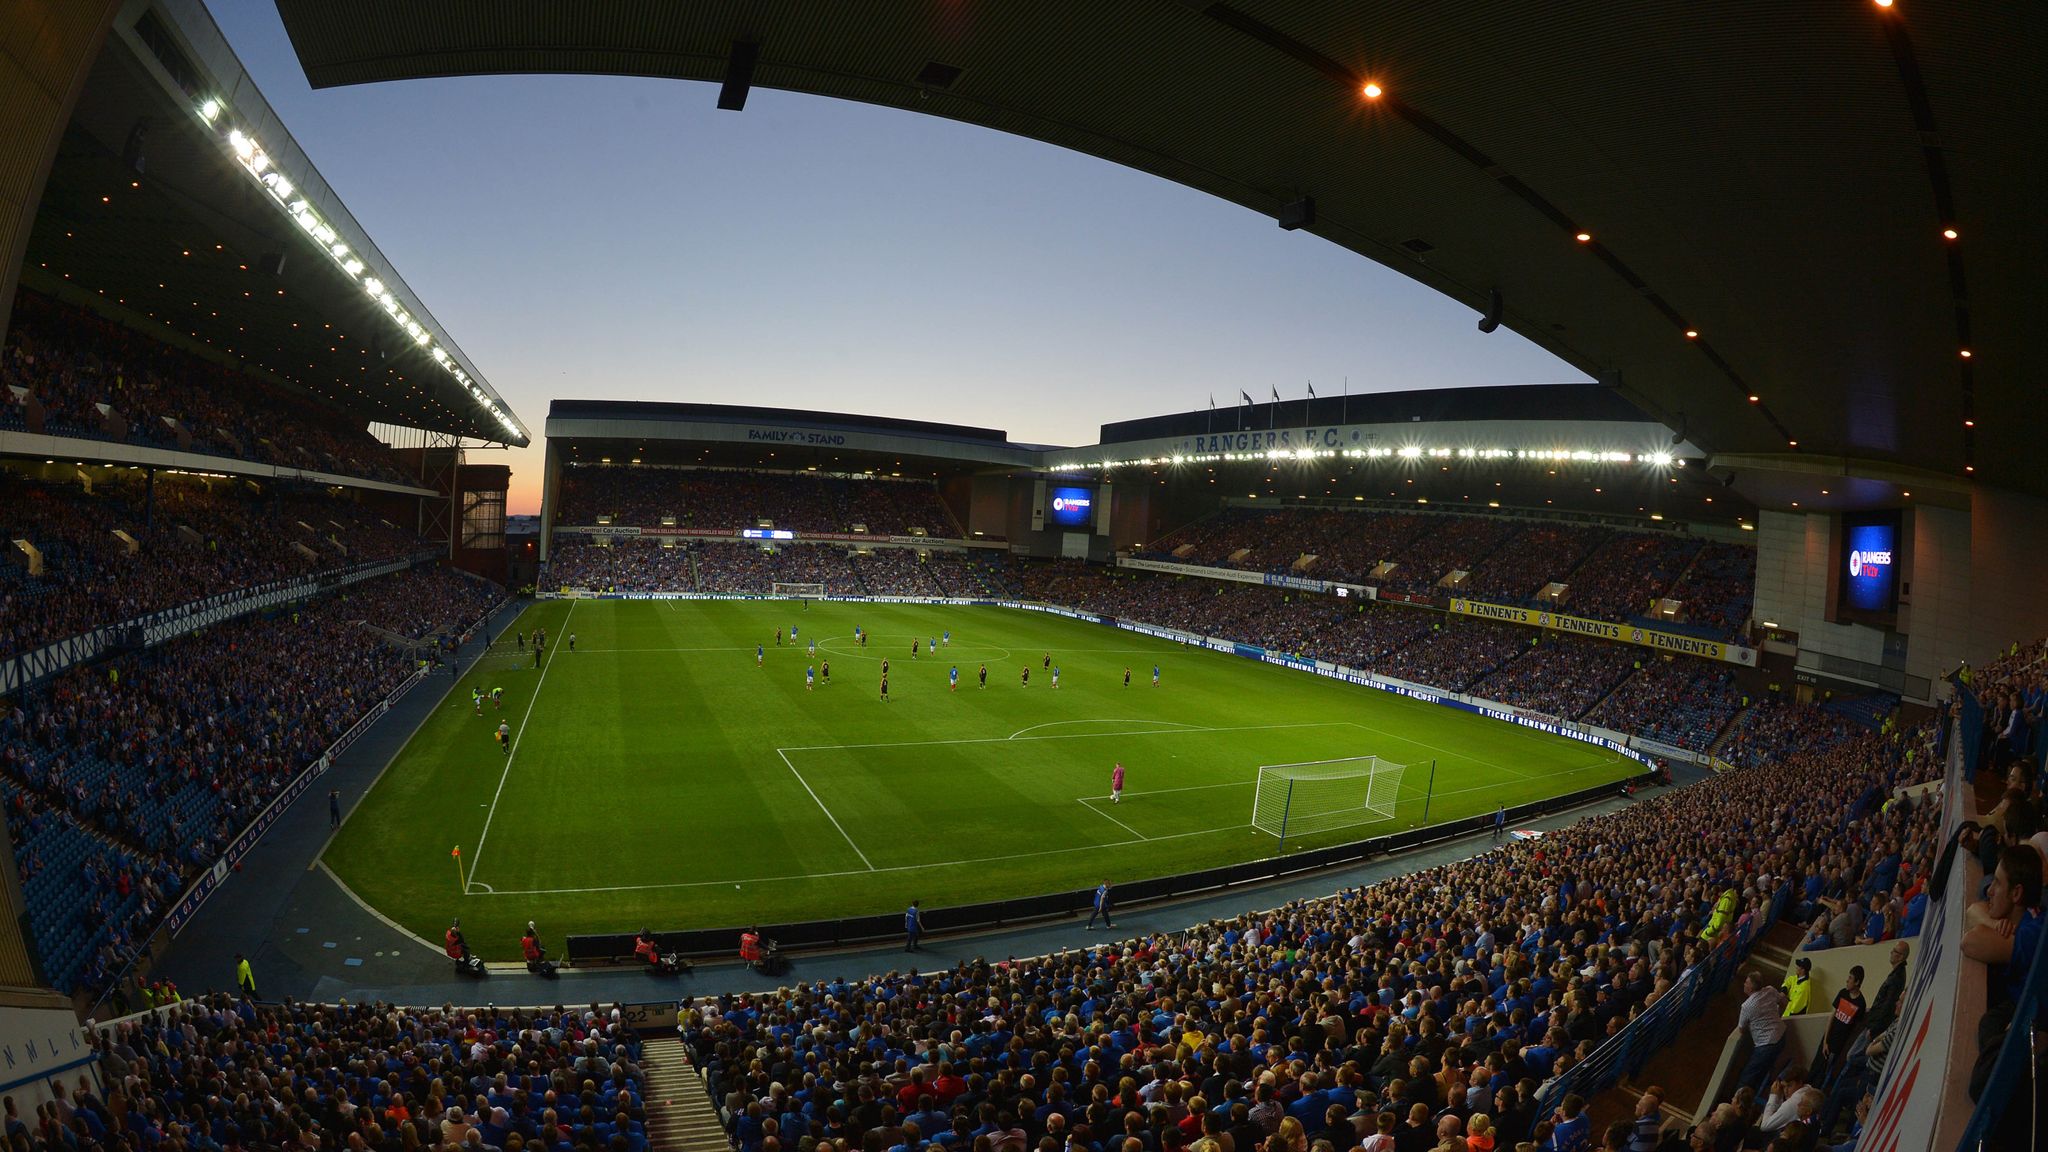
[
  {"x1": 467, "y1": 819, "x2": 1250, "y2": 897},
  {"x1": 465, "y1": 756, "x2": 1639, "y2": 899},
  {"x1": 772, "y1": 721, "x2": 1344, "y2": 873}
]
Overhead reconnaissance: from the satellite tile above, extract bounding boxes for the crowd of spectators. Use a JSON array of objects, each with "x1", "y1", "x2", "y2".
[
  {"x1": 1719, "y1": 700, "x2": 1864, "y2": 770},
  {"x1": 58, "y1": 997, "x2": 650, "y2": 1152},
  {"x1": 1378, "y1": 516, "x2": 1520, "y2": 598},
  {"x1": 695, "y1": 545, "x2": 860, "y2": 597},
  {"x1": 1376, "y1": 619, "x2": 1534, "y2": 693},
  {"x1": 1560, "y1": 534, "x2": 1703, "y2": 630},
  {"x1": 1471, "y1": 635, "x2": 1640, "y2": 722},
  {"x1": 337, "y1": 566, "x2": 502, "y2": 641},
  {"x1": 1460, "y1": 524, "x2": 1609, "y2": 605},
  {"x1": 555, "y1": 467, "x2": 961, "y2": 537},
  {"x1": 1142, "y1": 507, "x2": 1759, "y2": 639},
  {"x1": 0, "y1": 564, "x2": 496, "y2": 995},
  {"x1": 542, "y1": 542, "x2": 1023, "y2": 601},
  {"x1": 1661, "y1": 542, "x2": 1757, "y2": 641},
  {"x1": 1, "y1": 288, "x2": 410, "y2": 483},
  {"x1": 687, "y1": 717, "x2": 1942, "y2": 1152},
  {"x1": 1140, "y1": 509, "x2": 1429, "y2": 586},
  {"x1": 541, "y1": 542, "x2": 699, "y2": 594},
  {"x1": 1585, "y1": 659, "x2": 1744, "y2": 753},
  {"x1": 0, "y1": 471, "x2": 418, "y2": 662},
  {"x1": 852, "y1": 549, "x2": 945, "y2": 597}
]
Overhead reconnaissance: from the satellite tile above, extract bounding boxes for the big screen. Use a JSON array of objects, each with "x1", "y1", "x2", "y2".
[
  {"x1": 1839, "y1": 512, "x2": 1901, "y2": 619},
  {"x1": 1047, "y1": 486, "x2": 1096, "y2": 528}
]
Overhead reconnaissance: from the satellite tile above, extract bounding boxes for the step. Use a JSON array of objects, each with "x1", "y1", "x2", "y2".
[{"x1": 642, "y1": 1035, "x2": 733, "y2": 1152}]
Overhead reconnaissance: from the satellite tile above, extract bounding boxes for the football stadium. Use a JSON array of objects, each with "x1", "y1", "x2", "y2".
[{"x1": 0, "y1": 4, "x2": 2038, "y2": 1151}]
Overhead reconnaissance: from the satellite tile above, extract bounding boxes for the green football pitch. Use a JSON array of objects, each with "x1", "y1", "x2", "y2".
[{"x1": 324, "y1": 599, "x2": 1634, "y2": 957}]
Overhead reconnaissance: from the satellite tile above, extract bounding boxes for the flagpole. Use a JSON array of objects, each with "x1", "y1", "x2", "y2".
[{"x1": 453, "y1": 846, "x2": 465, "y2": 891}]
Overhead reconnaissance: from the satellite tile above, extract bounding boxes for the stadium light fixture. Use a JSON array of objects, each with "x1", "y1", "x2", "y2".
[
  {"x1": 1361, "y1": 82, "x2": 1383, "y2": 99},
  {"x1": 1684, "y1": 329, "x2": 1698, "y2": 339},
  {"x1": 1959, "y1": 349, "x2": 1972, "y2": 358},
  {"x1": 1574, "y1": 231, "x2": 1592, "y2": 243},
  {"x1": 1942, "y1": 227, "x2": 1958, "y2": 240},
  {"x1": 1648, "y1": 451, "x2": 1673, "y2": 466},
  {"x1": 195, "y1": 97, "x2": 525, "y2": 442}
]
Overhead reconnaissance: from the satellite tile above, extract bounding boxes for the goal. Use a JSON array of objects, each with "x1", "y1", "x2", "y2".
[
  {"x1": 772, "y1": 582, "x2": 827, "y2": 598},
  {"x1": 1251, "y1": 756, "x2": 1408, "y2": 848}
]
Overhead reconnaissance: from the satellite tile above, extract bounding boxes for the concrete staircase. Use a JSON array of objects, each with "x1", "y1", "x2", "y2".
[{"x1": 642, "y1": 1036, "x2": 733, "y2": 1152}]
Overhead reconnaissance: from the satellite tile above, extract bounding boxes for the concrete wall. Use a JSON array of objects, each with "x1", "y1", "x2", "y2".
[
  {"x1": 1968, "y1": 487, "x2": 2048, "y2": 662},
  {"x1": 1899, "y1": 505, "x2": 1972, "y2": 691},
  {"x1": 1750, "y1": 487, "x2": 2048, "y2": 698},
  {"x1": 1753, "y1": 510, "x2": 1886, "y2": 669}
]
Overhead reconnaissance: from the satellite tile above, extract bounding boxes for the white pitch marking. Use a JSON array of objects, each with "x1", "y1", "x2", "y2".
[
  {"x1": 467, "y1": 599, "x2": 573, "y2": 887},
  {"x1": 779, "y1": 720, "x2": 1348, "y2": 754},
  {"x1": 776, "y1": 749, "x2": 876, "y2": 871},
  {"x1": 1076, "y1": 797, "x2": 1149, "y2": 840},
  {"x1": 1007, "y1": 718, "x2": 1202, "y2": 740},
  {"x1": 469, "y1": 760, "x2": 1637, "y2": 898}
]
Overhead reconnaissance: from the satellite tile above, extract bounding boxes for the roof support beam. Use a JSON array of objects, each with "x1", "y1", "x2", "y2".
[{"x1": 718, "y1": 40, "x2": 759, "y2": 111}]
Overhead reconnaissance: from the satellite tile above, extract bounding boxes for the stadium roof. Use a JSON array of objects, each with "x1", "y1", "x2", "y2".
[
  {"x1": 275, "y1": 0, "x2": 2039, "y2": 500},
  {"x1": 17, "y1": 0, "x2": 527, "y2": 446},
  {"x1": 546, "y1": 398, "x2": 1043, "y2": 475},
  {"x1": 1099, "y1": 383, "x2": 1653, "y2": 445}
]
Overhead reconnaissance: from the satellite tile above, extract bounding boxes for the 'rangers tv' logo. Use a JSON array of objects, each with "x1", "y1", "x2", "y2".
[{"x1": 1849, "y1": 548, "x2": 1892, "y2": 578}]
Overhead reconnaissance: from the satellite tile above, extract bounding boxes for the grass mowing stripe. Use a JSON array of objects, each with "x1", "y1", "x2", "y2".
[
  {"x1": 467, "y1": 599, "x2": 572, "y2": 887},
  {"x1": 775, "y1": 748, "x2": 876, "y2": 870},
  {"x1": 331, "y1": 600, "x2": 1635, "y2": 952},
  {"x1": 473, "y1": 755, "x2": 1630, "y2": 900},
  {"x1": 778, "y1": 719, "x2": 1346, "y2": 753}
]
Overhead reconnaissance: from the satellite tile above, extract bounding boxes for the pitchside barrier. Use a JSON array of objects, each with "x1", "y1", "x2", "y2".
[{"x1": 563, "y1": 770, "x2": 1647, "y2": 964}]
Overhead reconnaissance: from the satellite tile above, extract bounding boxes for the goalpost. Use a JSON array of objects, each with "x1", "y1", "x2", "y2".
[
  {"x1": 772, "y1": 581, "x2": 827, "y2": 598},
  {"x1": 1251, "y1": 756, "x2": 1412, "y2": 849}
]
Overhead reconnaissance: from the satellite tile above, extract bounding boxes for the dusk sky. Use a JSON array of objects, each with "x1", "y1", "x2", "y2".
[{"x1": 209, "y1": 2, "x2": 1585, "y2": 513}]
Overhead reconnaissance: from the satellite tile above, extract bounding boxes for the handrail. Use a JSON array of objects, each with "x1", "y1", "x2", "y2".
[{"x1": 1534, "y1": 881, "x2": 1793, "y2": 1116}]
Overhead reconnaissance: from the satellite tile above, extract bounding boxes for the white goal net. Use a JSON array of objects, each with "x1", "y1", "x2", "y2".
[
  {"x1": 1251, "y1": 756, "x2": 1407, "y2": 846},
  {"x1": 772, "y1": 582, "x2": 827, "y2": 598}
]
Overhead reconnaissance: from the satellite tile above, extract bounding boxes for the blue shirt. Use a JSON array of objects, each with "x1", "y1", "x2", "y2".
[
  {"x1": 1551, "y1": 1112, "x2": 1592, "y2": 1152},
  {"x1": 905, "y1": 908, "x2": 920, "y2": 933},
  {"x1": 2009, "y1": 908, "x2": 2043, "y2": 1001},
  {"x1": 1901, "y1": 891, "x2": 1927, "y2": 937},
  {"x1": 1095, "y1": 885, "x2": 1110, "y2": 909}
]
